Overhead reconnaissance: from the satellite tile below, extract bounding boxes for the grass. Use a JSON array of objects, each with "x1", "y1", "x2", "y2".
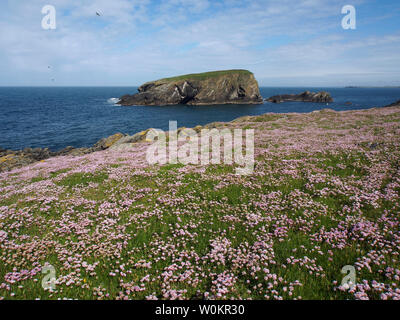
[
  {"x1": 155, "y1": 69, "x2": 253, "y2": 83},
  {"x1": 56, "y1": 172, "x2": 109, "y2": 188}
]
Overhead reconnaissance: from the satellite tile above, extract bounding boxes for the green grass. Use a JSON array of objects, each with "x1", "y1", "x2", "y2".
[
  {"x1": 56, "y1": 172, "x2": 109, "y2": 188},
  {"x1": 155, "y1": 69, "x2": 253, "y2": 83}
]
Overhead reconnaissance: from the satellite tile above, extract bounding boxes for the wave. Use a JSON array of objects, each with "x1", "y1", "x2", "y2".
[{"x1": 107, "y1": 97, "x2": 120, "y2": 104}]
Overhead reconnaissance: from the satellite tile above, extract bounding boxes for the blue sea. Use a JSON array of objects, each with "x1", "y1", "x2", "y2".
[{"x1": 0, "y1": 87, "x2": 399, "y2": 151}]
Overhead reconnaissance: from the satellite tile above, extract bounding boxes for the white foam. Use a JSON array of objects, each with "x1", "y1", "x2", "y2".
[{"x1": 107, "y1": 98, "x2": 120, "y2": 104}]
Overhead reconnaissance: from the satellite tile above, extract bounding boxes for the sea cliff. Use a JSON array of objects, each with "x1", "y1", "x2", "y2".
[{"x1": 118, "y1": 70, "x2": 263, "y2": 106}]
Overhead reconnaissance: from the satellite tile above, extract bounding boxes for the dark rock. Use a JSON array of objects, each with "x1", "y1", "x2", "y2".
[
  {"x1": 55, "y1": 146, "x2": 75, "y2": 156},
  {"x1": 29, "y1": 148, "x2": 51, "y2": 161},
  {"x1": 108, "y1": 131, "x2": 149, "y2": 151},
  {"x1": 0, "y1": 133, "x2": 126, "y2": 172},
  {"x1": 93, "y1": 133, "x2": 125, "y2": 151},
  {"x1": 267, "y1": 91, "x2": 334, "y2": 104},
  {"x1": 118, "y1": 70, "x2": 263, "y2": 106}
]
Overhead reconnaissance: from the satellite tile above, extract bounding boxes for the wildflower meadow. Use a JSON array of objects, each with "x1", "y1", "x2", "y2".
[{"x1": 0, "y1": 106, "x2": 399, "y2": 300}]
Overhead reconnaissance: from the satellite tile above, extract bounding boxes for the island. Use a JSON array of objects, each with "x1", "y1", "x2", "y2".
[
  {"x1": 267, "y1": 91, "x2": 333, "y2": 103},
  {"x1": 118, "y1": 70, "x2": 263, "y2": 106}
]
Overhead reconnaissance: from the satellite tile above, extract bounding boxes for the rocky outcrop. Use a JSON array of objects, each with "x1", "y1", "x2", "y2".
[
  {"x1": 267, "y1": 91, "x2": 333, "y2": 104},
  {"x1": 0, "y1": 127, "x2": 195, "y2": 171},
  {"x1": 108, "y1": 130, "x2": 153, "y2": 151},
  {"x1": 118, "y1": 70, "x2": 263, "y2": 106},
  {"x1": 0, "y1": 147, "x2": 57, "y2": 172},
  {"x1": 0, "y1": 133, "x2": 125, "y2": 172},
  {"x1": 0, "y1": 130, "x2": 167, "y2": 172},
  {"x1": 93, "y1": 133, "x2": 125, "y2": 150}
]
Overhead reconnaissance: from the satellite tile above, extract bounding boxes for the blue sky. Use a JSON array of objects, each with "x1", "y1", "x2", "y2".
[{"x1": 0, "y1": 0, "x2": 399, "y2": 86}]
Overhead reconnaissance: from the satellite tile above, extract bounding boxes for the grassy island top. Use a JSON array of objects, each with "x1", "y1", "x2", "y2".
[{"x1": 155, "y1": 69, "x2": 253, "y2": 83}]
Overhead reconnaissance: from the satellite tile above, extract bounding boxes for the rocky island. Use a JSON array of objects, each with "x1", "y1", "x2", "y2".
[
  {"x1": 118, "y1": 70, "x2": 263, "y2": 106},
  {"x1": 267, "y1": 91, "x2": 333, "y2": 103}
]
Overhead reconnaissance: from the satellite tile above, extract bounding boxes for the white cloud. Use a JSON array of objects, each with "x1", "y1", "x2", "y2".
[{"x1": 0, "y1": 0, "x2": 399, "y2": 86}]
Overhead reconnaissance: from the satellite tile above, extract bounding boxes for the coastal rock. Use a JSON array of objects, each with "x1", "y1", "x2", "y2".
[
  {"x1": 55, "y1": 146, "x2": 75, "y2": 156},
  {"x1": 0, "y1": 150, "x2": 50, "y2": 172},
  {"x1": 108, "y1": 130, "x2": 149, "y2": 151},
  {"x1": 267, "y1": 91, "x2": 333, "y2": 103},
  {"x1": 0, "y1": 133, "x2": 125, "y2": 172},
  {"x1": 118, "y1": 70, "x2": 263, "y2": 106},
  {"x1": 92, "y1": 133, "x2": 125, "y2": 151}
]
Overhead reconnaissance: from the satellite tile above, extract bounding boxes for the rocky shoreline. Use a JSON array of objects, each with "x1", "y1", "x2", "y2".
[
  {"x1": 1, "y1": 99, "x2": 399, "y2": 173},
  {"x1": 0, "y1": 132, "x2": 130, "y2": 172}
]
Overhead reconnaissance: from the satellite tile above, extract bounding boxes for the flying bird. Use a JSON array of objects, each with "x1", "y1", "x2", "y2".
[{"x1": 96, "y1": 11, "x2": 101, "y2": 16}]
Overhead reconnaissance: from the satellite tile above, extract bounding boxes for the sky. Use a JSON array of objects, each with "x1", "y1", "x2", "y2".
[{"x1": 0, "y1": 0, "x2": 399, "y2": 87}]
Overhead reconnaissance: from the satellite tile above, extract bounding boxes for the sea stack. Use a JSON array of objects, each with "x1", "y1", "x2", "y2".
[{"x1": 118, "y1": 70, "x2": 263, "y2": 106}]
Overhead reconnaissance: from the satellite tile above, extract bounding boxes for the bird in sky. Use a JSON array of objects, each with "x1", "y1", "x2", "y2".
[{"x1": 96, "y1": 11, "x2": 101, "y2": 16}]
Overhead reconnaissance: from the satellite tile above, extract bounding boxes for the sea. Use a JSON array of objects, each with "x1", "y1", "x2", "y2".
[{"x1": 0, "y1": 87, "x2": 399, "y2": 151}]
